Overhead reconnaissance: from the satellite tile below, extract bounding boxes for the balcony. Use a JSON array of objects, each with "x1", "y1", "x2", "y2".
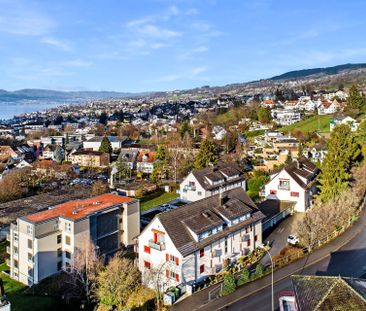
[
  {"x1": 6, "y1": 234, "x2": 10, "y2": 242},
  {"x1": 148, "y1": 240, "x2": 166, "y2": 251},
  {"x1": 6, "y1": 246, "x2": 10, "y2": 254}
]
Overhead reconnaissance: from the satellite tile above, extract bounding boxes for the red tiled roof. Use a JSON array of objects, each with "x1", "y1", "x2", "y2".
[
  {"x1": 137, "y1": 150, "x2": 156, "y2": 163},
  {"x1": 25, "y1": 193, "x2": 134, "y2": 223}
]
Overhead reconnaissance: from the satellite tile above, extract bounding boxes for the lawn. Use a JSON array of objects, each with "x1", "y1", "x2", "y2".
[
  {"x1": 279, "y1": 115, "x2": 331, "y2": 133},
  {"x1": 140, "y1": 191, "x2": 178, "y2": 211}
]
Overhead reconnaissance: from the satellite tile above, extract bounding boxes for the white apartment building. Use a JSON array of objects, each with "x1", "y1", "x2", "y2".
[
  {"x1": 83, "y1": 136, "x2": 127, "y2": 151},
  {"x1": 263, "y1": 158, "x2": 318, "y2": 212},
  {"x1": 7, "y1": 194, "x2": 140, "y2": 286},
  {"x1": 179, "y1": 164, "x2": 246, "y2": 202},
  {"x1": 330, "y1": 116, "x2": 358, "y2": 132},
  {"x1": 138, "y1": 187, "x2": 265, "y2": 290},
  {"x1": 271, "y1": 109, "x2": 301, "y2": 126}
]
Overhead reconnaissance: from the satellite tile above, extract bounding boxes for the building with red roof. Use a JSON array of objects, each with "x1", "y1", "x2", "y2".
[{"x1": 8, "y1": 193, "x2": 140, "y2": 285}]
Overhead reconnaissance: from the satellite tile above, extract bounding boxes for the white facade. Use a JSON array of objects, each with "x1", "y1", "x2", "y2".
[
  {"x1": 138, "y1": 213, "x2": 262, "y2": 290},
  {"x1": 330, "y1": 116, "x2": 358, "y2": 132},
  {"x1": 271, "y1": 109, "x2": 301, "y2": 126}
]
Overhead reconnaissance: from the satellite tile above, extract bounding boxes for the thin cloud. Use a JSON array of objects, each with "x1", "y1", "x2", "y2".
[{"x1": 41, "y1": 37, "x2": 73, "y2": 51}]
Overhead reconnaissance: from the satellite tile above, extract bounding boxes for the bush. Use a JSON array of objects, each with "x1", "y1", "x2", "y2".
[
  {"x1": 255, "y1": 263, "x2": 264, "y2": 278},
  {"x1": 237, "y1": 268, "x2": 250, "y2": 286},
  {"x1": 220, "y1": 272, "x2": 237, "y2": 296}
]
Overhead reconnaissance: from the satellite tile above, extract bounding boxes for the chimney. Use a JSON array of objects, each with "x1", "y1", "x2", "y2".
[{"x1": 219, "y1": 188, "x2": 225, "y2": 206}]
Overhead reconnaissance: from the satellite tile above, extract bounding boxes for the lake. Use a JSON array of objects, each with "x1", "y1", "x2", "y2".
[{"x1": 0, "y1": 101, "x2": 67, "y2": 120}]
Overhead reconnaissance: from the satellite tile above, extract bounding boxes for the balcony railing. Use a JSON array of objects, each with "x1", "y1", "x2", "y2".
[
  {"x1": 6, "y1": 246, "x2": 10, "y2": 254},
  {"x1": 6, "y1": 234, "x2": 10, "y2": 242},
  {"x1": 148, "y1": 240, "x2": 166, "y2": 251}
]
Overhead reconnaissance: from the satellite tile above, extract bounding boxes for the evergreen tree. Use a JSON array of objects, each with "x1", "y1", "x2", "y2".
[
  {"x1": 237, "y1": 268, "x2": 250, "y2": 286},
  {"x1": 346, "y1": 85, "x2": 365, "y2": 117},
  {"x1": 54, "y1": 145, "x2": 64, "y2": 163},
  {"x1": 179, "y1": 121, "x2": 191, "y2": 138},
  {"x1": 99, "y1": 136, "x2": 112, "y2": 154},
  {"x1": 116, "y1": 157, "x2": 130, "y2": 180},
  {"x1": 257, "y1": 107, "x2": 272, "y2": 124},
  {"x1": 285, "y1": 152, "x2": 292, "y2": 164},
  {"x1": 318, "y1": 124, "x2": 360, "y2": 202},
  {"x1": 99, "y1": 112, "x2": 108, "y2": 125},
  {"x1": 220, "y1": 272, "x2": 237, "y2": 296},
  {"x1": 194, "y1": 139, "x2": 218, "y2": 169}
]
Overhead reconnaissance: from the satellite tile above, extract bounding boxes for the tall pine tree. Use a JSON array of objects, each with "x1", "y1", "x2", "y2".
[
  {"x1": 346, "y1": 85, "x2": 365, "y2": 117},
  {"x1": 99, "y1": 136, "x2": 112, "y2": 154},
  {"x1": 194, "y1": 139, "x2": 218, "y2": 169},
  {"x1": 318, "y1": 124, "x2": 360, "y2": 202}
]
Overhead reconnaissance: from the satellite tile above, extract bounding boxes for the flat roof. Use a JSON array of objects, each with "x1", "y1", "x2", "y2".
[{"x1": 25, "y1": 193, "x2": 134, "y2": 223}]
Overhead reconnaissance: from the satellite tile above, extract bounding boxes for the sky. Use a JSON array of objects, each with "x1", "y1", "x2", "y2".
[{"x1": 0, "y1": 0, "x2": 366, "y2": 92}]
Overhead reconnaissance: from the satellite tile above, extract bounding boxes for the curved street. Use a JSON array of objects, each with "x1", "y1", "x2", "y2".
[{"x1": 172, "y1": 207, "x2": 366, "y2": 311}]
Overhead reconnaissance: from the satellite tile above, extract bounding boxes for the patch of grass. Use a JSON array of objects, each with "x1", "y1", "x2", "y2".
[
  {"x1": 140, "y1": 191, "x2": 178, "y2": 211},
  {"x1": 279, "y1": 115, "x2": 331, "y2": 133}
]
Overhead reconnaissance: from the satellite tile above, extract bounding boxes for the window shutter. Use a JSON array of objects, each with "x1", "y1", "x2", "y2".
[
  {"x1": 175, "y1": 257, "x2": 179, "y2": 265},
  {"x1": 166, "y1": 269, "x2": 170, "y2": 278},
  {"x1": 175, "y1": 274, "x2": 180, "y2": 282},
  {"x1": 166, "y1": 253, "x2": 169, "y2": 261}
]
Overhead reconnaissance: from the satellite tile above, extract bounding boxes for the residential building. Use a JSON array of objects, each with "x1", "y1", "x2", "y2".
[
  {"x1": 83, "y1": 136, "x2": 127, "y2": 151},
  {"x1": 136, "y1": 150, "x2": 156, "y2": 174},
  {"x1": 317, "y1": 100, "x2": 338, "y2": 115},
  {"x1": 330, "y1": 116, "x2": 358, "y2": 132},
  {"x1": 7, "y1": 193, "x2": 140, "y2": 285},
  {"x1": 263, "y1": 157, "x2": 318, "y2": 212},
  {"x1": 70, "y1": 150, "x2": 110, "y2": 167},
  {"x1": 279, "y1": 275, "x2": 366, "y2": 311},
  {"x1": 179, "y1": 164, "x2": 246, "y2": 202},
  {"x1": 271, "y1": 109, "x2": 301, "y2": 126},
  {"x1": 40, "y1": 144, "x2": 58, "y2": 160},
  {"x1": 117, "y1": 148, "x2": 139, "y2": 170},
  {"x1": 138, "y1": 187, "x2": 265, "y2": 290}
]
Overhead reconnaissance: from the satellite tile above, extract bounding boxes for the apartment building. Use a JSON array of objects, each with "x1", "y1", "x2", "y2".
[
  {"x1": 70, "y1": 150, "x2": 110, "y2": 167},
  {"x1": 138, "y1": 187, "x2": 265, "y2": 290},
  {"x1": 7, "y1": 193, "x2": 139, "y2": 286},
  {"x1": 179, "y1": 164, "x2": 246, "y2": 202}
]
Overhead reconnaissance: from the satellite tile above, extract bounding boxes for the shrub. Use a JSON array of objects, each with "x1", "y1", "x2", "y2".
[
  {"x1": 220, "y1": 272, "x2": 237, "y2": 296},
  {"x1": 255, "y1": 263, "x2": 264, "y2": 278},
  {"x1": 237, "y1": 268, "x2": 250, "y2": 286}
]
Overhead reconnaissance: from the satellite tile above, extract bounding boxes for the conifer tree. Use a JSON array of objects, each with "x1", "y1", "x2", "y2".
[
  {"x1": 318, "y1": 124, "x2": 360, "y2": 202},
  {"x1": 99, "y1": 135, "x2": 112, "y2": 154},
  {"x1": 194, "y1": 139, "x2": 218, "y2": 169}
]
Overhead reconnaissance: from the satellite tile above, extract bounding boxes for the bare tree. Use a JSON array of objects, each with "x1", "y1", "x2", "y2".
[
  {"x1": 91, "y1": 181, "x2": 109, "y2": 197},
  {"x1": 64, "y1": 237, "x2": 103, "y2": 306}
]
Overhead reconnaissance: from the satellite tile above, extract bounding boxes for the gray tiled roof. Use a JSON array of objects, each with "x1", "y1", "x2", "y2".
[{"x1": 158, "y1": 187, "x2": 265, "y2": 257}]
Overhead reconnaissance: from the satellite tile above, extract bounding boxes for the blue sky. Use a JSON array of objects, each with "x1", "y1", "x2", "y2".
[{"x1": 0, "y1": 0, "x2": 366, "y2": 92}]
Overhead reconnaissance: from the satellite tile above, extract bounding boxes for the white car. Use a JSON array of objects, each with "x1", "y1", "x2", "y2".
[{"x1": 287, "y1": 235, "x2": 299, "y2": 245}]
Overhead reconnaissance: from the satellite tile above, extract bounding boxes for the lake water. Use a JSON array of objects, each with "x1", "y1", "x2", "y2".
[{"x1": 0, "y1": 102, "x2": 67, "y2": 120}]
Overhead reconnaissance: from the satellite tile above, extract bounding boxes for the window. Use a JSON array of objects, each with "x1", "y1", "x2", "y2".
[
  {"x1": 14, "y1": 246, "x2": 18, "y2": 255},
  {"x1": 28, "y1": 253, "x2": 33, "y2": 262},
  {"x1": 28, "y1": 239, "x2": 33, "y2": 249},
  {"x1": 197, "y1": 191, "x2": 202, "y2": 196},
  {"x1": 65, "y1": 251, "x2": 71, "y2": 259},
  {"x1": 144, "y1": 245, "x2": 151, "y2": 254},
  {"x1": 291, "y1": 191, "x2": 300, "y2": 197},
  {"x1": 14, "y1": 259, "x2": 18, "y2": 268},
  {"x1": 27, "y1": 225, "x2": 33, "y2": 236},
  {"x1": 28, "y1": 266, "x2": 32, "y2": 277},
  {"x1": 247, "y1": 239, "x2": 251, "y2": 247},
  {"x1": 57, "y1": 234, "x2": 62, "y2": 244},
  {"x1": 65, "y1": 235, "x2": 71, "y2": 245},
  {"x1": 57, "y1": 261, "x2": 62, "y2": 271},
  {"x1": 65, "y1": 222, "x2": 71, "y2": 232},
  {"x1": 255, "y1": 235, "x2": 258, "y2": 242},
  {"x1": 200, "y1": 248, "x2": 204, "y2": 258},
  {"x1": 57, "y1": 248, "x2": 62, "y2": 257},
  {"x1": 279, "y1": 179, "x2": 290, "y2": 190},
  {"x1": 144, "y1": 261, "x2": 151, "y2": 269},
  {"x1": 224, "y1": 239, "x2": 228, "y2": 254},
  {"x1": 200, "y1": 264, "x2": 205, "y2": 274}
]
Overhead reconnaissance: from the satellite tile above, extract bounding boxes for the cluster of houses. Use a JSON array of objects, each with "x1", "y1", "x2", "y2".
[{"x1": 7, "y1": 157, "x2": 319, "y2": 299}]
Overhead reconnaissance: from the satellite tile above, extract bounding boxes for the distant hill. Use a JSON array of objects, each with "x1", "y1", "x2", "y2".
[
  {"x1": 269, "y1": 63, "x2": 366, "y2": 81},
  {"x1": 0, "y1": 89, "x2": 145, "y2": 103}
]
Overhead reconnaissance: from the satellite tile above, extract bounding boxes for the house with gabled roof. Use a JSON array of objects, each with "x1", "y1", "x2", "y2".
[
  {"x1": 138, "y1": 187, "x2": 265, "y2": 290},
  {"x1": 263, "y1": 157, "x2": 319, "y2": 212},
  {"x1": 179, "y1": 163, "x2": 246, "y2": 202}
]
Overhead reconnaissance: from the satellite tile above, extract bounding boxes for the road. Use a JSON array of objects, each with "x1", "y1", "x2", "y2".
[{"x1": 172, "y1": 207, "x2": 366, "y2": 311}]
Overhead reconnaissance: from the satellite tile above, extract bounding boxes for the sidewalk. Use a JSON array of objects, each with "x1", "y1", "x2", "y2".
[{"x1": 172, "y1": 207, "x2": 366, "y2": 311}]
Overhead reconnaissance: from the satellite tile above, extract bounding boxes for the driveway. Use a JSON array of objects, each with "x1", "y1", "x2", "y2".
[{"x1": 261, "y1": 213, "x2": 304, "y2": 265}]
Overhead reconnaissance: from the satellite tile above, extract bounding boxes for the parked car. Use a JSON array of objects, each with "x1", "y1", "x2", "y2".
[{"x1": 287, "y1": 235, "x2": 299, "y2": 245}]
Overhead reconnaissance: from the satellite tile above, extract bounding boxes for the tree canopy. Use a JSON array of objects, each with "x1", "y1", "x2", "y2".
[
  {"x1": 318, "y1": 124, "x2": 360, "y2": 202},
  {"x1": 194, "y1": 139, "x2": 218, "y2": 169},
  {"x1": 99, "y1": 135, "x2": 112, "y2": 154}
]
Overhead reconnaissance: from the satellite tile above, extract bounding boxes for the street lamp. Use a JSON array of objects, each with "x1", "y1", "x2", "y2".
[{"x1": 258, "y1": 244, "x2": 274, "y2": 311}]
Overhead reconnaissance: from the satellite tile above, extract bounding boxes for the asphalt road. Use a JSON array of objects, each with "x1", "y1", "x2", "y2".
[
  {"x1": 173, "y1": 207, "x2": 366, "y2": 311},
  {"x1": 218, "y1": 214, "x2": 366, "y2": 311}
]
